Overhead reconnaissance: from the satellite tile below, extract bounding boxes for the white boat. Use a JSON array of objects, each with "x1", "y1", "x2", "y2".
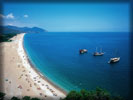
[
  {"x1": 79, "y1": 49, "x2": 87, "y2": 54},
  {"x1": 108, "y1": 57, "x2": 120, "y2": 63},
  {"x1": 93, "y1": 47, "x2": 104, "y2": 56},
  {"x1": 108, "y1": 49, "x2": 120, "y2": 63}
]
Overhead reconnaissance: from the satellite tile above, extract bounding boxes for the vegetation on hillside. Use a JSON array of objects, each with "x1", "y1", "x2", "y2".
[
  {"x1": 0, "y1": 25, "x2": 47, "y2": 34},
  {"x1": 0, "y1": 92, "x2": 5, "y2": 100},
  {"x1": 0, "y1": 33, "x2": 17, "y2": 42},
  {"x1": 0, "y1": 88, "x2": 124, "y2": 100},
  {"x1": 62, "y1": 87, "x2": 124, "y2": 100}
]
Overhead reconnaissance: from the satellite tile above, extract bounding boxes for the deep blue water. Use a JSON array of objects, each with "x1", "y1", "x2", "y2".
[{"x1": 24, "y1": 32, "x2": 130, "y2": 98}]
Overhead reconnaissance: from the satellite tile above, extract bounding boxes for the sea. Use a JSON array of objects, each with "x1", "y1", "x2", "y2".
[{"x1": 23, "y1": 32, "x2": 130, "y2": 99}]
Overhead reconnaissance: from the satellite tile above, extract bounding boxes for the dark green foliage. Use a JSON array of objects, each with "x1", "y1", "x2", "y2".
[
  {"x1": 113, "y1": 95, "x2": 124, "y2": 100},
  {"x1": 0, "y1": 92, "x2": 5, "y2": 100},
  {"x1": 62, "y1": 87, "x2": 124, "y2": 100},
  {"x1": 10, "y1": 96, "x2": 40, "y2": 100},
  {"x1": 0, "y1": 33, "x2": 17, "y2": 42},
  {"x1": 30, "y1": 98, "x2": 40, "y2": 100},
  {"x1": 92, "y1": 87, "x2": 110, "y2": 100},
  {"x1": 80, "y1": 89, "x2": 91, "y2": 100},
  {"x1": 65, "y1": 91, "x2": 82, "y2": 100},
  {"x1": 11, "y1": 96, "x2": 40, "y2": 100},
  {"x1": 11, "y1": 97, "x2": 20, "y2": 100},
  {"x1": 22, "y1": 96, "x2": 31, "y2": 100}
]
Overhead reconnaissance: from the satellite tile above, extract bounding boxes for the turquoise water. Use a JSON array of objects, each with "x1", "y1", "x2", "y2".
[{"x1": 24, "y1": 32, "x2": 130, "y2": 98}]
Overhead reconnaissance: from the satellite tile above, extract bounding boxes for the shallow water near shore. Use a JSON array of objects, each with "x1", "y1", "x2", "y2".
[{"x1": 24, "y1": 32, "x2": 130, "y2": 99}]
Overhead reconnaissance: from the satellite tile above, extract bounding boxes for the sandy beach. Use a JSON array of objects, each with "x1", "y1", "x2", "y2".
[{"x1": 0, "y1": 33, "x2": 66, "y2": 100}]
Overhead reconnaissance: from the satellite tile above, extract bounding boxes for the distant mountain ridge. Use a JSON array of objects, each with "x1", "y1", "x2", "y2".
[{"x1": 0, "y1": 25, "x2": 47, "y2": 34}]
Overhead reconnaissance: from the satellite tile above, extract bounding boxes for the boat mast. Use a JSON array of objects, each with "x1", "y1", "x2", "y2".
[
  {"x1": 96, "y1": 47, "x2": 97, "y2": 52},
  {"x1": 100, "y1": 48, "x2": 102, "y2": 53},
  {"x1": 113, "y1": 49, "x2": 118, "y2": 57},
  {"x1": 115, "y1": 49, "x2": 118, "y2": 57}
]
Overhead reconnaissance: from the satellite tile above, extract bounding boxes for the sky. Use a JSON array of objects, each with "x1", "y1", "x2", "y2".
[{"x1": 1, "y1": 3, "x2": 130, "y2": 32}]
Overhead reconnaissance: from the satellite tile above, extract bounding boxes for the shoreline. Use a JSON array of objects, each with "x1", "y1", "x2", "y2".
[
  {"x1": 22, "y1": 38, "x2": 67, "y2": 95},
  {"x1": 18, "y1": 33, "x2": 66, "y2": 99}
]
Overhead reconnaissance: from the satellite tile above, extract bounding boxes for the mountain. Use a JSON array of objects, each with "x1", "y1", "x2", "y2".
[
  {"x1": 0, "y1": 26, "x2": 22, "y2": 34},
  {"x1": 0, "y1": 25, "x2": 47, "y2": 34}
]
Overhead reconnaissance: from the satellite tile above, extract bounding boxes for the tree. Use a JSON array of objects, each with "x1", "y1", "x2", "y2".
[
  {"x1": 113, "y1": 96, "x2": 124, "y2": 100},
  {"x1": 0, "y1": 92, "x2": 5, "y2": 100},
  {"x1": 31, "y1": 98, "x2": 40, "y2": 100},
  {"x1": 11, "y1": 96, "x2": 20, "y2": 100},
  {"x1": 22, "y1": 96, "x2": 31, "y2": 100},
  {"x1": 64, "y1": 90, "x2": 82, "y2": 100},
  {"x1": 80, "y1": 89, "x2": 91, "y2": 100},
  {"x1": 62, "y1": 88, "x2": 124, "y2": 100},
  {"x1": 93, "y1": 87, "x2": 110, "y2": 100}
]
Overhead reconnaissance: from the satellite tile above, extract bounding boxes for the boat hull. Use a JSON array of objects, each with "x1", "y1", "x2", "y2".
[
  {"x1": 108, "y1": 57, "x2": 120, "y2": 63},
  {"x1": 79, "y1": 49, "x2": 87, "y2": 54},
  {"x1": 93, "y1": 52, "x2": 104, "y2": 56}
]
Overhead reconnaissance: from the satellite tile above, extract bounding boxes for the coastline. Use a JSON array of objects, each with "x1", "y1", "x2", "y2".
[
  {"x1": 18, "y1": 33, "x2": 66, "y2": 99},
  {"x1": 0, "y1": 33, "x2": 66, "y2": 100},
  {"x1": 22, "y1": 35, "x2": 67, "y2": 95}
]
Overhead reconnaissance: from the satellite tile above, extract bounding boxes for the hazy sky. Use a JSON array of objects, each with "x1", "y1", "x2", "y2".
[{"x1": 3, "y1": 3, "x2": 130, "y2": 32}]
